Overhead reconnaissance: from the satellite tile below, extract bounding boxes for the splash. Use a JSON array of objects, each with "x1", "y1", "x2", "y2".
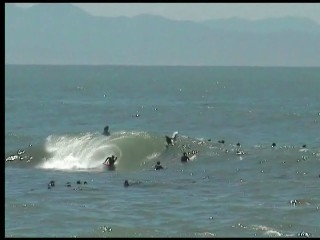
[{"x1": 38, "y1": 133, "x2": 115, "y2": 170}]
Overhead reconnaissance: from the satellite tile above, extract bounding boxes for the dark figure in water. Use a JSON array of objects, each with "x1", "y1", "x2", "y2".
[
  {"x1": 181, "y1": 152, "x2": 190, "y2": 163},
  {"x1": 124, "y1": 180, "x2": 130, "y2": 187},
  {"x1": 271, "y1": 142, "x2": 276, "y2": 148},
  {"x1": 154, "y1": 161, "x2": 164, "y2": 170},
  {"x1": 104, "y1": 155, "x2": 117, "y2": 166},
  {"x1": 123, "y1": 179, "x2": 142, "y2": 188},
  {"x1": 48, "y1": 180, "x2": 55, "y2": 189},
  {"x1": 103, "y1": 125, "x2": 110, "y2": 136},
  {"x1": 165, "y1": 131, "x2": 178, "y2": 146}
]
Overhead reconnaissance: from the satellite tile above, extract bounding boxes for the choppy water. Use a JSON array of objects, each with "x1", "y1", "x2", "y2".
[{"x1": 5, "y1": 65, "x2": 320, "y2": 237}]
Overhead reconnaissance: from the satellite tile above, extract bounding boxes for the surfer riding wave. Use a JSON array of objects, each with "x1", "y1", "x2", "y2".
[{"x1": 165, "y1": 131, "x2": 178, "y2": 146}]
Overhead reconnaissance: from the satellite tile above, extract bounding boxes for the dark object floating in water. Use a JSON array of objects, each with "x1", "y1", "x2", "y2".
[
  {"x1": 124, "y1": 180, "x2": 129, "y2": 188},
  {"x1": 48, "y1": 180, "x2": 55, "y2": 189},
  {"x1": 154, "y1": 161, "x2": 164, "y2": 170},
  {"x1": 123, "y1": 179, "x2": 141, "y2": 187},
  {"x1": 103, "y1": 125, "x2": 110, "y2": 136},
  {"x1": 65, "y1": 182, "x2": 71, "y2": 187}
]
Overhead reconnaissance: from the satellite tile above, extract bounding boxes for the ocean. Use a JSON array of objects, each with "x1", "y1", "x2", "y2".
[{"x1": 5, "y1": 65, "x2": 320, "y2": 237}]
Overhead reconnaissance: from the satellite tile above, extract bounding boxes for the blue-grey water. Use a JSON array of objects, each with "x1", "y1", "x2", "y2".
[{"x1": 5, "y1": 65, "x2": 320, "y2": 237}]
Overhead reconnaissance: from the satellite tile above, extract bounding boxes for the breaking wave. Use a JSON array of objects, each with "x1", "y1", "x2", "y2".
[
  {"x1": 5, "y1": 130, "x2": 320, "y2": 173},
  {"x1": 5, "y1": 130, "x2": 205, "y2": 172}
]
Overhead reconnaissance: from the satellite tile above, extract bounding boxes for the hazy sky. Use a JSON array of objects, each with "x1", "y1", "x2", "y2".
[{"x1": 14, "y1": 3, "x2": 320, "y2": 24}]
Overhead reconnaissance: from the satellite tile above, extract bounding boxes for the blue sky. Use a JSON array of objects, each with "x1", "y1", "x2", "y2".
[{"x1": 14, "y1": 3, "x2": 320, "y2": 24}]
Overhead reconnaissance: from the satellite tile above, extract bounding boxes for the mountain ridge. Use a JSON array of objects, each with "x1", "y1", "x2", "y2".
[{"x1": 5, "y1": 3, "x2": 320, "y2": 66}]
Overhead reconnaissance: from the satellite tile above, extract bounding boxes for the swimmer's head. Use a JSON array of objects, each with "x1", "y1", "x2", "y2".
[{"x1": 124, "y1": 180, "x2": 129, "y2": 187}]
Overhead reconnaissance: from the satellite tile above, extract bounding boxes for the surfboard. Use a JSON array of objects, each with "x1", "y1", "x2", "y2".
[
  {"x1": 103, "y1": 162, "x2": 115, "y2": 171},
  {"x1": 189, "y1": 154, "x2": 197, "y2": 161}
]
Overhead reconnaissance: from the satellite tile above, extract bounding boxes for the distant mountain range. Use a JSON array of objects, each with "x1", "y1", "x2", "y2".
[{"x1": 5, "y1": 3, "x2": 320, "y2": 66}]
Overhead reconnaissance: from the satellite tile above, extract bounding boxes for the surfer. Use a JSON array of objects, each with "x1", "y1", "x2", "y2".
[
  {"x1": 181, "y1": 152, "x2": 190, "y2": 163},
  {"x1": 165, "y1": 131, "x2": 178, "y2": 146},
  {"x1": 103, "y1": 125, "x2": 110, "y2": 136},
  {"x1": 154, "y1": 161, "x2": 164, "y2": 170},
  {"x1": 124, "y1": 180, "x2": 130, "y2": 187},
  {"x1": 104, "y1": 155, "x2": 117, "y2": 166},
  {"x1": 123, "y1": 179, "x2": 142, "y2": 188}
]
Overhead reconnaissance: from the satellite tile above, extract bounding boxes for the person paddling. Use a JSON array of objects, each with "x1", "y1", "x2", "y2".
[
  {"x1": 181, "y1": 152, "x2": 190, "y2": 162},
  {"x1": 154, "y1": 161, "x2": 164, "y2": 170}
]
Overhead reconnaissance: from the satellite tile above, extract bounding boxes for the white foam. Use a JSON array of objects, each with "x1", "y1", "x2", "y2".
[
  {"x1": 36, "y1": 133, "x2": 116, "y2": 170},
  {"x1": 252, "y1": 225, "x2": 282, "y2": 237}
]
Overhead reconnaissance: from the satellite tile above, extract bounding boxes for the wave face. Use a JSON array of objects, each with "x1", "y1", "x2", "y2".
[{"x1": 5, "y1": 131, "x2": 185, "y2": 171}]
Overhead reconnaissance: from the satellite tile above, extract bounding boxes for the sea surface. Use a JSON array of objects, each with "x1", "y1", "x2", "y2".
[{"x1": 5, "y1": 65, "x2": 320, "y2": 237}]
